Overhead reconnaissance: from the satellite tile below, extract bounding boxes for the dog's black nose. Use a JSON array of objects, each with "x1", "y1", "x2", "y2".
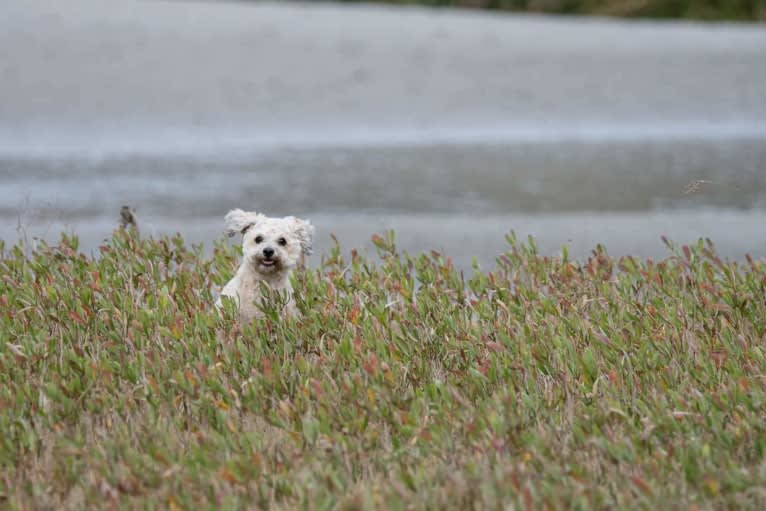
[{"x1": 262, "y1": 247, "x2": 275, "y2": 258}]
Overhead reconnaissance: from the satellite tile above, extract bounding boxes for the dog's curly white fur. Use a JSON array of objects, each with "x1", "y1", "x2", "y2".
[{"x1": 215, "y1": 209, "x2": 314, "y2": 322}]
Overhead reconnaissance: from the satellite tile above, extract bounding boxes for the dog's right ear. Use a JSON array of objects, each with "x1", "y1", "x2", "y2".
[{"x1": 224, "y1": 209, "x2": 261, "y2": 237}]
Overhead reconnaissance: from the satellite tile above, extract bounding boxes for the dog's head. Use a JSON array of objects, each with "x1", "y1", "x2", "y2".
[{"x1": 224, "y1": 209, "x2": 314, "y2": 276}]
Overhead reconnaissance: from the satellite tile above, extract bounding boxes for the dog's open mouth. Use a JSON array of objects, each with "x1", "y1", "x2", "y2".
[{"x1": 259, "y1": 258, "x2": 277, "y2": 268}]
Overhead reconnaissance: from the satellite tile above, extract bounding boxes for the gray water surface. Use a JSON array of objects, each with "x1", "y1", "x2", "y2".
[{"x1": 1, "y1": 0, "x2": 765, "y2": 267}]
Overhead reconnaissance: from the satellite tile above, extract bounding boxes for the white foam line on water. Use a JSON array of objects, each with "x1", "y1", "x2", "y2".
[{"x1": 2, "y1": 121, "x2": 765, "y2": 160}]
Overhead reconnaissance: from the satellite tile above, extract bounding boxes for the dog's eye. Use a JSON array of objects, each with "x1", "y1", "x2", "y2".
[
  {"x1": 277, "y1": 237, "x2": 287, "y2": 246},
  {"x1": 254, "y1": 235, "x2": 263, "y2": 244}
]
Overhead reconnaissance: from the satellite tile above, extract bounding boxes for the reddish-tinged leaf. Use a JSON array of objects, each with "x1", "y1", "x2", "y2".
[
  {"x1": 184, "y1": 369, "x2": 196, "y2": 387},
  {"x1": 711, "y1": 350, "x2": 728, "y2": 368},
  {"x1": 363, "y1": 354, "x2": 378, "y2": 376},
  {"x1": 260, "y1": 357, "x2": 272, "y2": 378},
  {"x1": 523, "y1": 486, "x2": 534, "y2": 511},
  {"x1": 310, "y1": 378, "x2": 324, "y2": 398},
  {"x1": 486, "y1": 341, "x2": 504, "y2": 353},
  {"x1": 631, "y1": 476, "x2": 653, "y2": 496},
  {"x1": 371, "y1": 234, "x2": 385, "y2": 249},
  {"x1": 219, "y1": 467, "x2": 240, "y2": 485},
  {"x1": 69, "y1": 310, "x2": 86, "y2": 325}
]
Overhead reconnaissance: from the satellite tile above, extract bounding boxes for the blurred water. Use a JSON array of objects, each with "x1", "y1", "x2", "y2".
[{"x1": 1, "y1": 0, "x2": 765, "y2": 266}]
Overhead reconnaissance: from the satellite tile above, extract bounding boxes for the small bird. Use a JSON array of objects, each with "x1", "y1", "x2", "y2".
[
  {"x1": 119, "y1": 205, "x2": 139, "y2": 232},
  {"x1": 682, "y1": 179, "x2": 740, "y2": 195}
]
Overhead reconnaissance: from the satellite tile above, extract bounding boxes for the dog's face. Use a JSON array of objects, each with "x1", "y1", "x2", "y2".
[{"x1": 224, "y1": 209, "x2": 314, "y2": 276}]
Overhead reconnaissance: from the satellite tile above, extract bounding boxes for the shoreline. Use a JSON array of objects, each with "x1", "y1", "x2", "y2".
[{"x1": 5, "y1": 208, "x2": 766, "y2": 269}]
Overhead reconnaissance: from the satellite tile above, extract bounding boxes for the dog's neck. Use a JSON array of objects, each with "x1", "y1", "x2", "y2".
[{"x1": 237, "y1": 263, "x2": 291, "y2": 290}]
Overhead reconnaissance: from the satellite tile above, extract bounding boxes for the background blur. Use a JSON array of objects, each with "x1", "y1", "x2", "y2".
[
  {"x1": 1, "y1": 0, "x2": 765, "y2": 268},
  {"x1": 336, "y1": 0, "x2": 766, "y2": 21}
]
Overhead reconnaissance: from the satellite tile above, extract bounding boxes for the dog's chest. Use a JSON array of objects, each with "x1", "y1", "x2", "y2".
[{"x1": 236, "y1": 275, "x2": 293, "y2": 322}]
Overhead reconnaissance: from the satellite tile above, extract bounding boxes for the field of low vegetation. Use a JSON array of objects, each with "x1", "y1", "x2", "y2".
[{"x1": 1, "y1": 229, "x2": 765, "y2": 509}]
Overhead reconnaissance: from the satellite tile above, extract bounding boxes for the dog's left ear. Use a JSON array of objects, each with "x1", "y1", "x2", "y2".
[
  {"x1": 224, "y1": 209, "x2": 262, "y2": 237},
  {"x1": 290, "y1": 217, "x2": 315, "y2": 256}
]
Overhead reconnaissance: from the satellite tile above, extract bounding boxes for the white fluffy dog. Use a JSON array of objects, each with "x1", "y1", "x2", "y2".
[{"x1": 215, "y1": 209, "x2": 315, "y2": 322}]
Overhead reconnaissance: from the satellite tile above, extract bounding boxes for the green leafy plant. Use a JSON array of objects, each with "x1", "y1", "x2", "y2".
[{"x1": 0, "y1": 229, "x2": 764, "y2": 509}]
